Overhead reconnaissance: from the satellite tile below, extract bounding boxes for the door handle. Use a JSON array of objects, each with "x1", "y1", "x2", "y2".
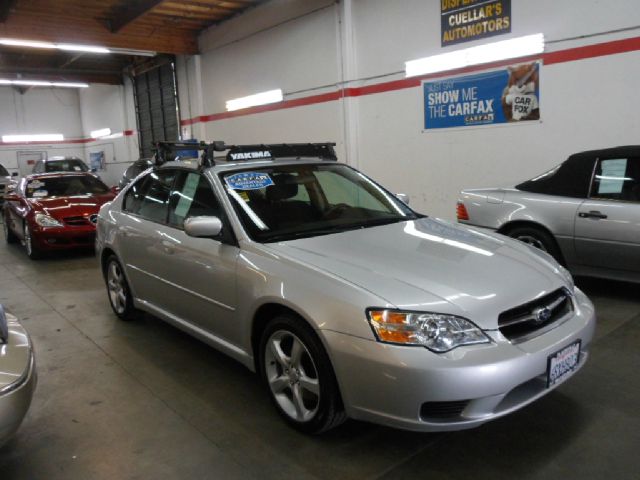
[
  {"x1": 161, "y1": 240, "x2": 175, "y2": 254},
  {"x1": 578, "y1": 210, "x2": 608, "y2": 220}
]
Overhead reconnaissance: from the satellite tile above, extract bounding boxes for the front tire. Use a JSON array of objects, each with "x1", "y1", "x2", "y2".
[
  {"x1": 259, "y1": 314, "x2": 346, "y2": 434},
  {"x1": 105, "y1": 256, "x2": 137, "y2": 321},
  {"x1": 23, "y1": 223, "x2": 41, "y2": 259},
  {"x1": 3, "y1": 215, "x2": 17, "y2": 244}
]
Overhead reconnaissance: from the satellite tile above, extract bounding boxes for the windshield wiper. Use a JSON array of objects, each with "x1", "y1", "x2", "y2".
[{"x1": 263, "y1": 217, "x2": 409, "y2": 243}]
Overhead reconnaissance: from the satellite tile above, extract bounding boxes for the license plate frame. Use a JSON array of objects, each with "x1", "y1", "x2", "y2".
[{"x1": 546, "y1": 339, "x2": 581, "y2": 388}]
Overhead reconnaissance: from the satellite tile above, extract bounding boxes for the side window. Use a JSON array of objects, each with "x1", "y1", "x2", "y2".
[
  {"x1": 591, "y1": 158, "x2": 640, "y2": 202},
  {"x1": 168, "y1": 172, "x2": 222, "y2": 228},
  {"x1": 33, "y1": 161, "x2": 42, "y2": 173},
  {"x1": 123, "y1": 170, "x2": 177, "y2": 223}
]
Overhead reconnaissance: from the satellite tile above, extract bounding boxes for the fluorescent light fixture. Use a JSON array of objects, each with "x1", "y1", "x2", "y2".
[
  {"x1": 57, "y1": 44, "x2": 110, "y2": 54},
  {"x1": 405, "y1": 33, "x2": 545, "y2": 77},
  {"x1": 0, "y1": 38, "x2": 110, "y2": 54},
  {"x1": 2, "y1": 134, "x2": 64, "y2": 143},
  {"x1": 0, "y1": 79, "x2": 89, "y2": 88},
  {"x1": 90, "y1": 128, "x2": 112, "y2": 138},
  {"x1": 226, "y1": 89, "x2": 284, "y2": 111}
]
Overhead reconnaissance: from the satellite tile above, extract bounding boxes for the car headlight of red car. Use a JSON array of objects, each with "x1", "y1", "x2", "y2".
[
  {"x1": 34, "y1": 213, "x2": 63, "y2": 228},
  {"x1": 367, "y1": 309, "x2": 491, "y2": 352}
]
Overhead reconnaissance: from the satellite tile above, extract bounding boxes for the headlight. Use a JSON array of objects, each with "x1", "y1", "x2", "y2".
[
  {"x1": 34, "y1": 213, "x2": 63, "y2": 227},
  {"x1": 367, "y1": 309, "x2": 491, "y2": 353}
]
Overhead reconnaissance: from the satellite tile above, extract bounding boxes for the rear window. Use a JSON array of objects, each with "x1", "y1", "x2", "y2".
[
  {"x1": 516, "y1": 156, "x2": 594, "y2": 198},
  {"x1": 25, "y1": 176, "x2": 109, "y2": 198},
  {"x1": 45, "y1": 159, "x2": 89, "y2": 173}
]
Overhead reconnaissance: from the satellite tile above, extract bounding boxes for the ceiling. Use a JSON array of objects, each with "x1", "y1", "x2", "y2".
[{"x1": 0, "y1": 0, "x2": 266, "y2": 85}]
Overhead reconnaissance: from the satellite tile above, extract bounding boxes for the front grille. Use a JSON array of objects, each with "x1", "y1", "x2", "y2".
[
  {"x1": 420, "y1": 400, "x2": 469, "y2": 420},
  {"x1": 64, "y1": 216, "x2": 90, "y2": 226},
  {"x1": 499, "y1": 288, "x2": 573, "y2": 342}
]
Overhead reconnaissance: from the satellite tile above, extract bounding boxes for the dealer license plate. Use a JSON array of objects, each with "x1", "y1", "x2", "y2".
[{"x1": 547, "y1": 340, "x2": 581, "y2": 387}]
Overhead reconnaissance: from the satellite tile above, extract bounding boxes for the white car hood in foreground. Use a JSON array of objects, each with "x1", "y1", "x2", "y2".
[{"x1": 272, "y1": 218, "x2": 568, "y2": 329}]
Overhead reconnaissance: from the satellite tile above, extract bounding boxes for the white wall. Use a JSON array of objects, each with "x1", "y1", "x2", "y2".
[
  {"x1": 175, "y1": 0, "x2": 640, "y2": 219},
  {"x1": 0, "y1": 87, "x2": 85, "y2": 174},
  {"x1": 79, "y1": 81, "x2": 139, "y2": 185},
  {"x1": 0, "y1": 81, "x2": 139, "y2": 186}
]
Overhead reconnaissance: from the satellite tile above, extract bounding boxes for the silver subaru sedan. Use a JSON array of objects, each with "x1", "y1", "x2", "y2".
[
  {"x1": 458, "y1": 146, "x2": 640, "y2": 283},
  {"x1": 0, "y1": 305, "x2": 36, "y2": 446},
  {"x1": 96, "y1": 143, "x2": 595, "y2": 434}
]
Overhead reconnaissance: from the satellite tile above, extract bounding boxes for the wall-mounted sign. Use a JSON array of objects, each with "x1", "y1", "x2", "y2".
[
  {"x1": 423, "y1": 61, "x2": 540, "y2": 130},
  {"x1": 441, "y1": 0, "x2": 511, "y2": 46}
]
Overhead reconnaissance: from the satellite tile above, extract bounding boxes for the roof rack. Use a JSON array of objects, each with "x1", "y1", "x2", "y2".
[
  {"x1": 153, "y1": 141, "x2": 337, "y2": 168},
  {"x1": 153, "y1": 141, "x2": 226, "y2": 168},
  {"x1": 224, "y1": 143, "x2": 337, "y2": 162}
]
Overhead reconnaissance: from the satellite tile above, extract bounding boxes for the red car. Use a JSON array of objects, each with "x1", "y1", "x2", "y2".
[{"x1": 2, "y1": 173, "x2": 116, "y2": 259}]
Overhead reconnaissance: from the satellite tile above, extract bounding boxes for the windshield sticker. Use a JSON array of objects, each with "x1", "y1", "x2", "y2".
[
  {"x1": 32, "y1": 190, "x2": 48, "y2": 197},
  {"x1": 226, "y1": 172, "x2": 274, "y2": 190},
  {"x1": 28, "y1": 180, "x2": 45, "y2": 189}
]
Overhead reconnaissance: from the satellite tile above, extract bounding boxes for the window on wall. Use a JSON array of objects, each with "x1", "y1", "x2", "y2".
[{"x1": 133, "y1": 62, "x2": 181, "y2": 158}]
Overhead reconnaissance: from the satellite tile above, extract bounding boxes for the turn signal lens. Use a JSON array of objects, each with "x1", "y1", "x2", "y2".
[
  {"x1": 456, "y1": 201, "x2": 470, "y2": 221},
  {"x1": 367, "y1": 309, "x2": 490, "y2": 353}
]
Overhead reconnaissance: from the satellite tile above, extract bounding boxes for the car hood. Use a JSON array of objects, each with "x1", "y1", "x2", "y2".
[
  {"x1": 30, "y1": 194, "x2": 115, "y2": 220},
  {"x1": 269, "y1": 218, "x2": 568, "y2": 329}
]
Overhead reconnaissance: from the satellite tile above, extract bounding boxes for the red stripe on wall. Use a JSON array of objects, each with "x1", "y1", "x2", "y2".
[{"x1": 181, "y1": 35, "x2": 640, "y2": 127}]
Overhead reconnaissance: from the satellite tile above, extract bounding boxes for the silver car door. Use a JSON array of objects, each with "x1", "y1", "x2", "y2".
[
  {"x1": 149, "y1": 171, "x2": 239, "y2": 343},
  {"x1": 115, "y1": 169, "x2": 179, "y2": 306},
  {"x1": 574, "y1": 157, "x2": 640, "y2": 271}
]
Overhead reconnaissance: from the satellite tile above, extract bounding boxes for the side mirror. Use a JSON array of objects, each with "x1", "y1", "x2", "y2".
[
  {"x1": 11, "y1": 172, "x2": 18, "y2": 177},
  {"x1": 396, "y1": 193, "x2": 410, "y2": 205},
  {"x1": 184, "y1": 216, "x2": 223, "y2": 238}
]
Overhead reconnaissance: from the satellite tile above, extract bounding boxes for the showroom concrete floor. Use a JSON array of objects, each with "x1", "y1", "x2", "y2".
[{"x1": 0, "y1": 240, "x2": 638, "y2": 480}]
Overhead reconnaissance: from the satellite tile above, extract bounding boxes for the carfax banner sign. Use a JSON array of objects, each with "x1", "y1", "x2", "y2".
[
  {"x1": 441, "y1": 0, "x2": 511, "y2": 46},
  {"x1": 423, "y1": 62, "x2": 540, "y2": 130}
]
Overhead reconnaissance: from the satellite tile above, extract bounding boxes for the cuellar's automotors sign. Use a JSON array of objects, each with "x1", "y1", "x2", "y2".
[{"x1": 441, "y1": 0, "x2": 511, "y2": 46}]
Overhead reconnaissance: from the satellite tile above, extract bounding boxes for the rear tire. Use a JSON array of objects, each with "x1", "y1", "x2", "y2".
[
  {"x1": 259, "y1": 314, "x2": 346, "y2": 434},
  {"x1": 3, "y1": 215, "x2": 17, "y2": 244},
  {"x1": 506, "y1": 226, "x2": 563, "y2": 263},
  {"x1": 104, "y1": 255, "x2": 138, "y2": 321}
]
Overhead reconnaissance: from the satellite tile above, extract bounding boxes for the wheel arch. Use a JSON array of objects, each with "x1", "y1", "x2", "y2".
[{"x1": 497, "y1": 220, "x2": 566, "y2": 265}]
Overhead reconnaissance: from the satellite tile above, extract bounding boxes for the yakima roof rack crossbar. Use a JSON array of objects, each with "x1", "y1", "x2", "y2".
[
  {"x1": 153, "y1": 141, "x2": 337, "y2": 168},
  {"x1": 224, "y1": 143, "x2": 337, "y2": 162},
  {"x1": 153, "y1": 141, "x2": 226, "y2": 168}
]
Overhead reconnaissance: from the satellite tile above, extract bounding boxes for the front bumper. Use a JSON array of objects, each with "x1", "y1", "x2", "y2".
[
  {"x1": 324, "y1": 287, "x2": 596, "y2": 432},
  {"x1": 31, "y1": 224, "x2": 96, "y2": 251}
]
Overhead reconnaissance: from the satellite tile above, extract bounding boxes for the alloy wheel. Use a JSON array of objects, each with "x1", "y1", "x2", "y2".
[
  {"x1": 515, "y1": 234, "x2": 548, "y2": 252},
  {"x1": 107, "y1": 261, "x2": 127, "y2": 315},
  {"x1": 264, "y1": 330, "x2": 320, "y2": 422}
]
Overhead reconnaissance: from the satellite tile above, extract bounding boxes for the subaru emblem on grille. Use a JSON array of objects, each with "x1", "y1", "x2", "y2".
[
  {"x1": 533, "y1": 306, "x2": 552, "y2": 324},
  {"x1": 89, "y1": 214, "x2": 98, "y2": 224}
]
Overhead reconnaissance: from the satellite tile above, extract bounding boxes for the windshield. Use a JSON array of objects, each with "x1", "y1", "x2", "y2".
[
  {"x1": 45, "y1": 159, "x2": 89, "y2": 172},
  {"x1": 0, "y1": 164, "x2": 8, "y2": 176},
  {"x1": 222, "y1": 163, "x2": 418, "y2": 242},
  {"x1": 26, "y1": 176, "x2": 109, "y2": 198}
]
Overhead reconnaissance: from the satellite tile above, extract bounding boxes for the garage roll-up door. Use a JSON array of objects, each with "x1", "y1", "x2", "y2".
[{"x1": 134, "y1": 62, "x2": 180, "y2": 158}]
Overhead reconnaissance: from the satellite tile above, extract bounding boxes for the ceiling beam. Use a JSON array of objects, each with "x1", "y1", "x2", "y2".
[
  {"x1": 0, "y1": 0, "x2": 16, "y2": 22},
  {"x1": 107, "y1": 0, "x2": 166, "y2": 33}
]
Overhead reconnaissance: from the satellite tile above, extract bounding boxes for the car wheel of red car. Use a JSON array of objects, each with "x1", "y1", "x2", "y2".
[
  {"x1": 105, "y1": 256, "x2": 137, "y2": 321},
  {"x1": 23, "y1": 224, "x2": 41, "y2": 260},
  {"x1": 3, "y1": 216, "x2": 18, "y2": 244}
]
